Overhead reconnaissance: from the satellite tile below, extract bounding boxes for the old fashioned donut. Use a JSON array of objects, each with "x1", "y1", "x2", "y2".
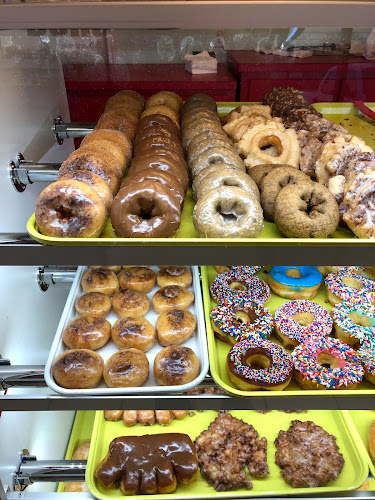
[
  {"x1": 324, "y1": 272, "x2": 375, "y2": 306},
  {"x1": 247, "y1": 164, "x2": 274, "y2": 187},
  {"x1": 358, "y1": 339, "x2": 375, "y2": 384},
  {"x1": 141, "y1": 106, "x2": 179, "y2": 128},
  {"x1": 274, "y1": 182, "x2": 339, "y2": 238},
  {"x1": 62, "y1": 314, "x2": 111, "y2": 350},
  {"x1": 332, "y1": 301, "x2": 375, "y2": 347},
  {"x1": 119, "y1": 266, "x2": 156, "y2": 293},
  {"x1": 157, "y1": 266, "x2": 192, "y2": 288},
  {"x1": 275, "y1": 300, "x2": 332, "y2": 349},
  {"x1": 81, "y1": 269, "x2": 119, "y2": 296},
  {"x1": 269, "y1": 266, "x2": 322, "y2": 300},
  {"x1": 155, "y1": 309, "x2": 196, "y2": 346},
  {"x1": 75, "y1": 292, "x2": 111, "y2": 318},
  {"x1": 292, "y1": 337, "x2": 364, "y2": 390},
  {"x1": 104, "y1": 348, "x2": 149, "y2": 387},
  {"x1": 105, "y1": 90, "x2": 145, "y2": 114},
  {"x1": 146, "y1": 91, "x2": 183, "y2": 114},
  {"x1": 226, "y1": 338, "x2": 293, "y2": 391},
  {"x1": 112, "y1": 288, "x2": 150, "y2": 317},
  {"x1": 52, "y1": 349, "x2": 104, "y2": 389},
  {"x1": 152, "y1": 285, "x2": 194, "y2": 313},
  {"x1": 192, "y1": 164, "x2": 240, "y2": 200},
  {"x1": 153, "y1": 346, "x2": 199, "y2": 386},
  {"x1": 110, "y1": 181, "x2": 181, "y2": 238},
  {"x1": 190, "y1": 147, "x2": 245, "y2": 178},
  {"x1": 80, "y1": 129, "x2": 133, "y2": 168},
  {"x1": 193, "y1": 187, "x2": 263, "y2": 238},
  {"x1": 196, "y1": 169, "x2": 260, "y2": 202},
  {"x1": 210, "y1": 269, "x2": 270, "y2": 306},
  {"x1": 137, "y1": 114, "x2": 181, "y2": 139},
  {"x1": 210, "y1": 300, "x2": 274, "y2": 345},
  {"x1": 222, "y1": 104, "x2": 273, "y2": 125},
  {"x1": 35, "y1": 180, "x2": 107, "y2": 238},
  {"x1": 111, "y1": 316, "x2": 156, "y2": 351}
]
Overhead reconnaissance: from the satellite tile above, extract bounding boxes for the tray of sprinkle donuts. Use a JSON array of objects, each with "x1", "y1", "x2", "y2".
[
  {"x1": 201, "y1": 265, "x2": 375, "y2": 397},
  {"x1": 44, "y1": 265, "x2": 209, "y2": 395}
]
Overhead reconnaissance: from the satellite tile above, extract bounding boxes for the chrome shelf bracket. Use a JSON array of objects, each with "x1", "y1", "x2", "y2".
[
  {"x1": 37, "y1": 266, "x2": 77, "y2": 292},
  {"x1": 52, "y1": 116, "x2": 95, "y2": 144},
  {"x1": 9, "y1": 154, "x2": 60, "y2": 193}
]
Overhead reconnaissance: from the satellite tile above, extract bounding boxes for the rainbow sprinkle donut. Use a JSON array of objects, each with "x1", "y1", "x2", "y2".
[
  {"x1": 210, "y1": 269, "x2": 270, "y2": 306},
  {"x1": 210, "y1": 300, "x2": 274, "y2": 345},
  {"x1": 316, "y1": 266, "x2": 363, "y2": 276},
  {"x1": 324, "y1": 272, "x2": 375, "y2": 306},
  {"x1": 332, "y1": 301, "x2": 375, "y2": 347},
  {"x1": 292, "y1": 337, "x2": 364, "y2": 390},
  {"x1": 275, "y1": 300, "x2": 332, "y2": 349},
  {"x1": 358, "y1": 338, "x2": 375, "y2": 384},
  {"x1": 214, "y1": 266, "x2": 262, "y2": 275},
  {"x1": 226, "y1": 338, "x2": 293, "y2": 391}
]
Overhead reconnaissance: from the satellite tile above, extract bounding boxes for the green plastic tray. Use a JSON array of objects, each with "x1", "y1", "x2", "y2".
[
  {"x1": 202, "y1": 266, "x2": 375, "y2": 397},
  {"x1": 346, "y1": 410, "x2": 375, "y2": 478},
  {"x1": 27, "y1": 102, "x2": 375, "y2": 246},
  {"x1": 86, "y1": 409, "x2": 368, "y2": 499}
]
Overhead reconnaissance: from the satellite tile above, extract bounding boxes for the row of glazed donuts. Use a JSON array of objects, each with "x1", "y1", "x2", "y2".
[
  {"x1": 35, "y1": 90, "x2": 145, "y2": 238},
  {"x1": 111, "y1": 91, "x2": 187, "y2": 238}
]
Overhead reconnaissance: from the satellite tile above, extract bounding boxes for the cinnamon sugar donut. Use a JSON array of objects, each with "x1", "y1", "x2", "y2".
[
  {"x1": 157, "y1": 266, "x2": 192, "y2": 288},
  {"x1": 80, "y1": 129, "x2": 133, "y2": 168},
  {"x1": 156, "y1": 309, "x2": 196, "y2": 346},
  {"x1": 105, "y1": 90, "x2": 145, "y2": 114},
  {"x1": 112, "y1": 288, "x2": 150, "y2": 317},
  {"x1": 75, "y1": 292, "x2": 111, "y2": 318},
  {"x1": 96, "y1": 113, "x2": 138, "y2": 142},
  {"x1": 111, "y1": 316, "x2": 155, "y2": 351},
  {"x1": 103, "y1": 348, "x2": 149, "y2": 387},
  {"x1": 62, "y1": 315, "x2": 111, "y2": 350},
  {"x1": 81, "y1": 269, "x2": 119, "y2": 296},
  {"x1": 152, "y1": 285, "x2": 194, "y2": 313},
  {"x1": 119, "y1": 266, "x2": 156, "y2": 293},
  {"x1": 153, "y1": 346, "x2": 199, "y2": 386}
]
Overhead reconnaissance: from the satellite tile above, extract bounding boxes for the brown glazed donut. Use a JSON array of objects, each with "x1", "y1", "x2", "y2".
[
  {"x1": 75, "y1": 292, "x2": 112, "y2": 318},
  {"x1": 141, "y1": 106, "x2": 180, "y2": 128},
  {"x1": 134, "y1": 136, "x2": 183, "y2": 159},
  {"x1": 62, "y1": 315, "x2": 111, "y2": 350},
  {"x1": 35, "y1": 180, "x2": 107, "y2": 238},
  {"x1": 105, "y1": 90, "x2": 145, "y2": 114},
  {"x1": 152, "y1": 285, "x2": 194, "y2": 313},
  {"x1": 130, "y1": 155, "x2": 189, "y2": 192},
  {"x1": 156, "y1": 309, "x2": 197, "y2": 346},
  {"x1": 111, "y1": 316, "x2": 156, "y2": 351},
  {"x1": 136, "y1": 114, "x2": 181, "y2": 139},
  {"x1": 134, "y1": 126, "x2": 179, "y2": 149},
  {"x1": 157, "y1": 266, "x2": 193, "y2": 288},
  {"x1": 52, "y1": 349, "x2": 104, "y2": 389},
  {"x1": 110, "y1": 181, "x2": 181, "y2": 238},
  {"x1": 119, "y1": 266, "x2": 156, "y2": 293},
  {"x1": 103, "y1": 348, "x2": 149, "y2": 387},
  {"x1": 274, "y1": 182, "x2": 339, "y2": 238},
  {"x1": 112, "y1": 288, "x2": 150, "y2": 317},
  {"x1": 153, "y1": 346, "x2": 199, "y2": 386},
  {"x1": 80, "y1": 129, "x2": 133, "y2": 168},
  {"x1": 81, "y1": 269, "x2": 119, "y2": 296}
]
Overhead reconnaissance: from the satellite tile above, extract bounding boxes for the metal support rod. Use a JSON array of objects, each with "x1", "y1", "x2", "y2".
[
  {"x1": 9, "y1": 154, "x2": 60, "y2": 192},
  {"x1": 37, "y1": 266, "x2": 77, "y2": 291},
  {"x1": 53, "y1": 116, "x2": 95, "y2": 144},
  {"x1": 16, "y1": 460, "x2": 86, "y2": 485},
  {"x1": 0, "y1": 366, "x2": 45, "y2": 389}
]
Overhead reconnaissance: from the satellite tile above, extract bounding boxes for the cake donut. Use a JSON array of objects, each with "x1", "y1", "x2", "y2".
[
  {"x1": 324, "y1": 272, "x2": 375, "y2": 306},
  {"x1": 357, "y1": 339, "x2": 375, "y2": 384},
  {"x1": 275, "y1": 300, "x2": 333, "y2": 349},
  {"x1": 332, "y1": 301, "x2": 375, "y2": 347},
  {"x1": 210, "y1": 269, "x2": 270, "y2": 306},
  {"x1": 226, "y1": 338, "x2": 293, "y2": 391},
  {"x1": 292, "y1": 337, "x2": 364, "y2": 390},
  {"x1": 210, "y1": 301, "x2": 274, "y2": 345},
  {"x1": 269, "y1": 266, "x2": 322, "y2": 300}
]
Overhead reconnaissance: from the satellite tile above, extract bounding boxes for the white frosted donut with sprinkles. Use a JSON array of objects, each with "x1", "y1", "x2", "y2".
[
  {"x1": 292, "y1": 337, "x2": 364, "y2": 390},
  {"x1": 324, "y1": 272, "x2": 375, "y2": 306},
  {"x1": 275, "y1": 300, "x2": 332, "y2": 349},
  {"x1": 210, "y1": 269, "x2": 270, "y2": 306},
  {"x1": 210, "y1": 300, "x2": 274, "y2": 346},
  {"x1": 358, "y1": 338, "x2": 375, "y2": 384},
  {"x1": 316, "y1": 266, "x2": 363, "y2": 276},
  {"x1": 214, "y1": 265, "x2": 262, "y2": 275},
  {"x1": 226, "y1": 338, "x2": 293, "y2": 391},
  {"x1": 332, "y1": 301, "x2": 375, "y2": 348}
]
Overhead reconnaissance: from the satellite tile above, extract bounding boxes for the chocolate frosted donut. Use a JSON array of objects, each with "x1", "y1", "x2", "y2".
[
  {"x1": 137, "y1": 114, "x2": 181, "y2": 138},
  {"x1": 111, "y1": 181, "x2": 181, "y2": 238},
  {"x1": 134, "y1": 135, "x2": 183, "y2": 159},
  {"x1": 130, "y1": 155, "x2": 189, "y2": 192},
  {"x1": 134, "y1": 126, "x2": 179, "y2": 149}
]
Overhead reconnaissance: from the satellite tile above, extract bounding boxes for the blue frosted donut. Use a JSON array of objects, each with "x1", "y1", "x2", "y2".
[{"x1": 269, "y1": 266, "x2": 322, "y2": 300}]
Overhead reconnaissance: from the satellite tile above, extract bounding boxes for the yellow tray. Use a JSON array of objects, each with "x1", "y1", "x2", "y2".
[
  {"x1": 86, "y1": 409, "x2": 368, "y2": 499},
  {"x1": 346, "y1": 410, "x2": 375, "y2": 478},
  {"x1": 202, "y1": 266, "x2": 375, "y2": 397},
  {"x1": 27, "y1": 102, "x2": 375, "y2": 246},
  {"x1": 57, "y1": 411, "x2": 96, "y2": 492}
]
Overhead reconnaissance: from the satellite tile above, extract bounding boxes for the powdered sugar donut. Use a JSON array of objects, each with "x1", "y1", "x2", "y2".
[
  {"x1": 210, "y1": 269, "x2": 270, "y2": 306},
  {"x1": 332, "y1": 301, "x2": 375, "y2": 347},
  {"x1": 325, "y1": 272, "x2": 375, "y2": 306}
]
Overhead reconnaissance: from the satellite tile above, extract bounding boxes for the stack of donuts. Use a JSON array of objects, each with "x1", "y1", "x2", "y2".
[
  {"x1": 110, "y1": 91, "x2": 187, "y2": 238},
  {"x1": 180, "y1": 94, "x2": 263, "y2": 238},
  {"x1": 35, "y1": 90, "x2": 144, "y2": 238}
]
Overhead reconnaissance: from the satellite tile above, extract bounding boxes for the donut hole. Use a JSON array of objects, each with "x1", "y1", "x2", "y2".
[
  {"x1": 139, "y1": 208, "x2": 153, "y2": 220},
  {"x1": 235, "y1": 308, "x2": 258, "y2": 324},
  {"x1": 293, "y1": 312, "x2": 315, "y2": 326},
  {"x1": 229, "y1": 281, "x2": 247, "y2": 291},
  {"x1": 286, "y1": 268, "x2": 303, "y2": 279},
  {"x1": 244, "y1": 352, "x2": 271, "y2": 370},
  {"x1": 348, "y1": 312, "x2": 372, "y2": 328},
  {"x1": 316, "y1": 352, "x2": 341, "y2": 370},
  {"x1": 57, "y1": 205, "x2": 74, "y2": 221},
  {"x1": 342, "y1": 276, "x2": 364, "y2": 290},
  {"x1": 216, "y1": 202, "x2": 241, "y2": 222},
  {"x1": 258, "y1": 135, "x2": 282, "y2": 157}
]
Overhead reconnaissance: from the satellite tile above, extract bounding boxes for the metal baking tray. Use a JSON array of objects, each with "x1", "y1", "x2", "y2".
[
  {"x1": 27, "y1": 102, "x2": 375, "y2": 246},
  {"x1": 201, "y1": 265, "x2": 375, "y2": 398},
  {"x1": 44, "y1": 265, "x2": 209, "y2": 395},
  {"x1": 86, "y1": 409, "x2": 368, "y2": 499}
]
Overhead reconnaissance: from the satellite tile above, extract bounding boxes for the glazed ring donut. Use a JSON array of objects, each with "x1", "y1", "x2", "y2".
[
  {"x1": 152, "y1": 285, "x2": 194, "y2": 313},
  {"x1": 137, "y1": 114, "x2": 181, "y2": 139},
  {"x1": 153, "y1": 346, "x2": 199, "y2": 386},
  {"x1": 157, "y1": 266, "x2": 192, "y2": 288},
  {"x1": 269, "y1": 266, "x2": 322, "y2": 300},
  {"x1": 103, "y1": 348, "x2": 149, "y2": 387},
  {"x1": 210, "y1": 268, "x2": 270, "y2": 306},
  {"x1": 141, "y1": 106, "x2": 179, "y2": 128},
  {"x1": 62, "y1": 314, "x2": 111, "y2": 350},
  {"x1": 75, "y1": 292, "x2": 112, "y2": 318},
  {"x1": 134, "y1": 126, "x2": 179, "y2": 149},
  {"x1": 190, "y1": 147, "x2": 245, "y2": 178},
  {"x1": 275, "y1": 300, "x2": 332, "y2": 349},
  {"x1": 196, "y1": 168, "x2": 260, "y2": 201},
  {"x1": 35, "y1": 180, "x2": 107, "y2": 239},
  {"x1": 80, "y1": 129, "x2": 133, "y2": 168},
  {"x1": 333, "y1": 301, "x2": 375, "y2": 347},
  {"x1": 112, "y1": 288, "x2": 150, "y2": 317},
  {"x1": 183, "y1": 93, "x2": 217, "y2": 111},
  {"x1": 156, "y1": 309, "x2": 196, "y2": 346},
  {"x1": 226, "y1": 338, "x2": 293, "y2": 391},
  {"x1": 134, "y1": 135, "x2": 183, "y2": 159},
  {"x1": 181, "y1": 110, "x2": 221, "y2": 129},
  {"x1": 274, "y1": 183, "x2": 339, "y2": 238},
  {"x1": 193, "y1": 187, "x2": 263, "y2": 239},
  {"x1": 186, "y1": 130, "x2": 229, "y2": 156},
  {"x1": 188, "y1": 138, "x2": 234, "y2": 163},
  {"x1": 111, "y1": 316, "x2": 156, "y2": 351},
  {"x1": 146, "y1": 91, "x2": 183, "y2": 114},
  {"x1": 324, "y1": 272, "x2": 375, "y2": 306},
  {"x1": 130, "y1": 155, "x2": 189, "y2": 193},
  {"x1": 119, "y1": 266, "x2": 156, "y2": 293},
  {"x1": 247, "y1": 164, "x2": 274, "y2": 188},
  {"x1": 90, "y1": 265, "x2": 121, "y2": 273},
  {"x1": 316, "y1": 266, "x2": 363, "y2": 276},
  {"x1": 81, "y1": 269, "x2": 119, "y2": 296},
  {"x1": 358, "y1": 339, "x2": 375, "y2": 384},
  {"x1": 292, "y1": 337, "x2": 364, "y2": 390},
  {"x1": 52, "y1": 349, "x2": 104, "y2": 389},
  {"x1": 192, "y1": 164, "x2": 240, "y2": 200},
  {"x1": 210, "y1": 301, "x2": 274, "y2": 345},
  {"x1": 182, "y1": 121, "x2": 224, "y2": 150},
  {"x1": 105, "y1": 90, "x2": 145, "y2": 115}
]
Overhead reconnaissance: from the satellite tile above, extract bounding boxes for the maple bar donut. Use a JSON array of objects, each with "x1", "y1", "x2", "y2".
[
  {"x1": 153, "y1": 285, "x2": 194, "y2": 313},
  {"x1": 324, "y1": 272, "x2": 375, "y2": 306},
  {"x1": 196, "y1": 168, "x2": 260, "y2": 202},
  {"x1": 112, "y1": 288, "x2": 150, "y2": 318},
  {"x1": 358, "y1": 339, "x2": 375, "y2": 384},
  {"x1": 210, "y1": 268, "x2": 270, "y2": 306},
  {"x1": 62, "y1": 314, "x2": 111, "y2": 350},
  {"x1": 157, "y1": 266, "x2": 192, "y2": 288},
  {"x1": 269, "y1": 266, "x2": 322, "y2": 300},
  {"x1": 35, "y1": 180, "x2": 107, "y2": 239},
  {"x1": 332, "y1": 301, "x2": 375, "y2": 347},
  {"x1": 119, "y1": 266, "x2": 156, "y2": 293},
  {"x1": 316, "y1": 266, "x2": 363, "y2": 276},
  {"x1": 210, "y1": 300, "x2": 274, "y2": 345},
  {"x1": 146, "y1": 91, "x2": 183, "y2": 114},
  {"x1": 275, "y1": 300, "x2": 332, "y2": 349},
  {"x1": 75, "y1": 292, "x2": 112, "y2": 318},
  {"x1": 81, "y1": 269, "x2": 119, "y2": 296},
  {"x1": 292, "y1": 337, "x2": 364, "y2": 390},
  {"x1": 52, "y1": 349, "x2": 104, "y2": 389},
  {"x1": 154, "y1": 346, "x2": 199, "y2": 386},
  {"x1": 111, "y1": 316, "x2": 156, "y2": 352},
  {"x1": 226, "y1": 338, "x2": 293, "y2": 391},
  {"x1": 156, "y1": 309, "x2": 196, "y2": 346},
  {"x1": 104, "y1": 348, "x2": 149, "y2": 387}
]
